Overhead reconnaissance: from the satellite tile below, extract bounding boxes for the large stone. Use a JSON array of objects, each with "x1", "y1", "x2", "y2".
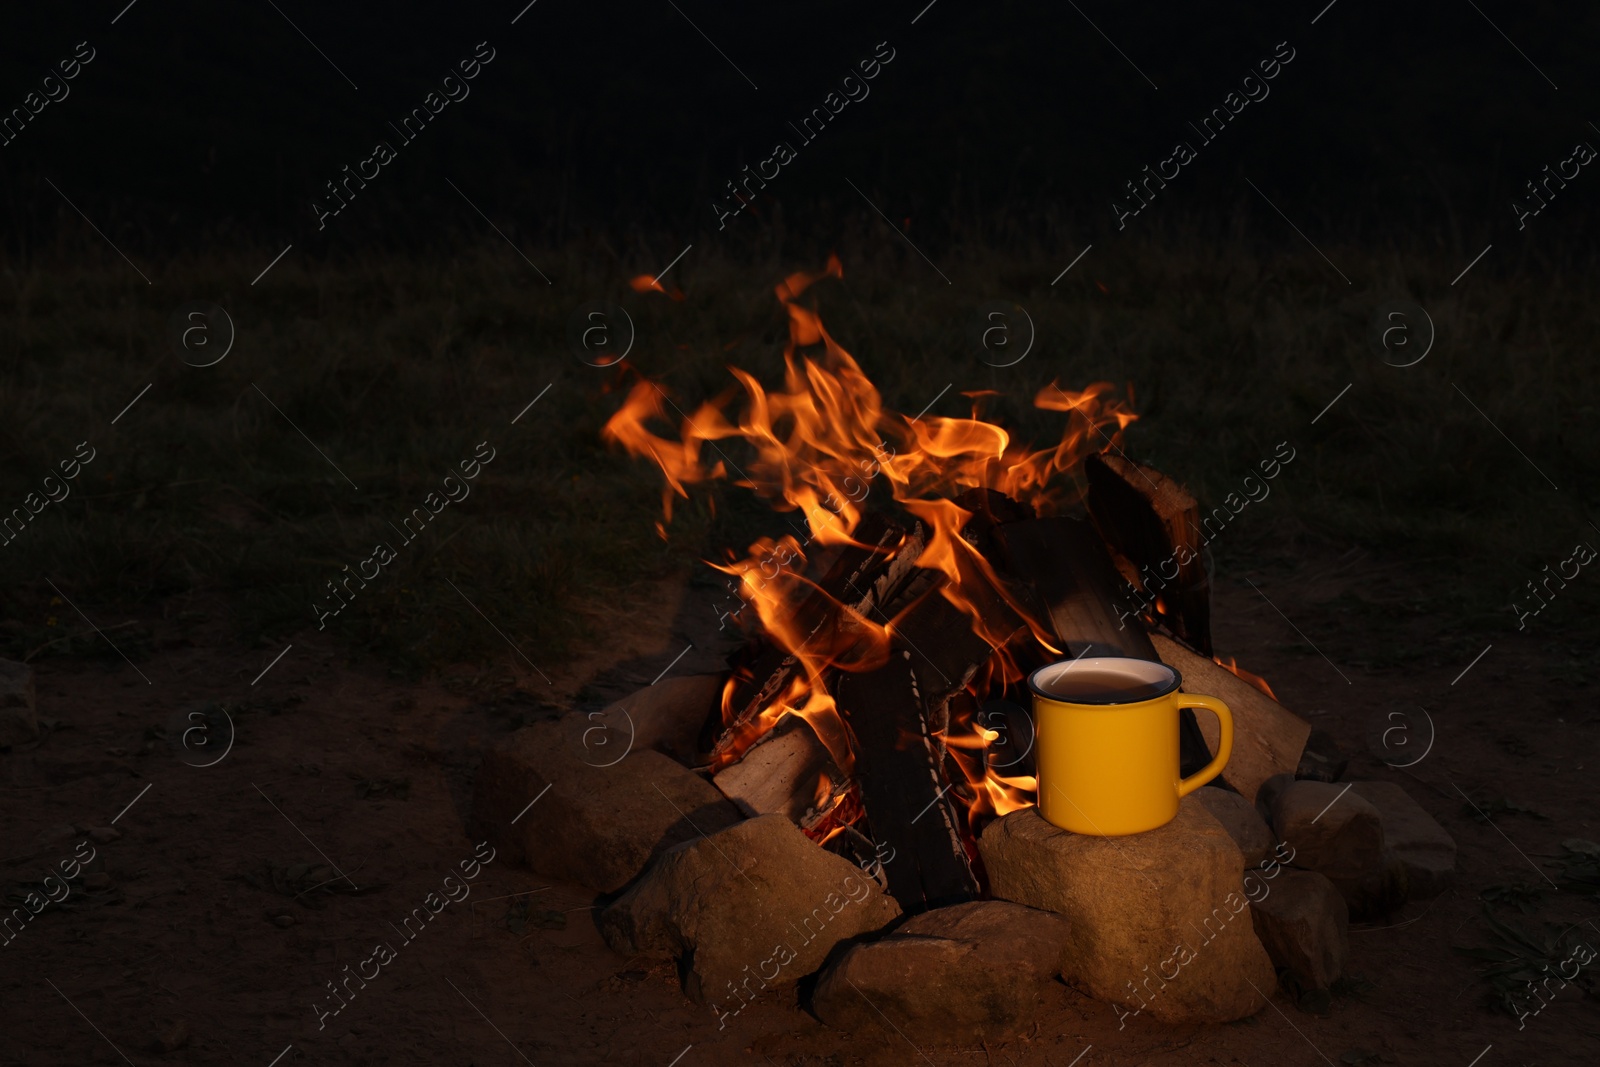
[
  {"x1": 811, "y1": 901, "x2": 1071, "y2": 1043},
  {"x1": 1152, "y1": 635, "x2": 1310, "y2": 805},
  {"x1": 0, "y1": 658, "x2": 39, "y2": 749},
  {"x1": 1267, "y1": 780, "x2": 1400, "y2": 919},
  {"x1": 600, "y1": 814, "x2": 901, "y2": 1011},
  {"x1": 1250, "y1": 870, "x2": 1349, "y2": 991},
  {"x1": 594, "y1": 673, "x2": 725, "y2": 764},
  {"x1": 469, "y1": 714, "x2": 741, "y2": 893},
  {"x1": 979, "y1": 797, "x2": 1276, "y2": 1025},
  {"x1": 1350, "y1": 781, "x2": 1456, "y2": 898},
  {"x1": 1267, "y1": 781, "x2": 1382, "y2": 885},
  {"x1": 1194, "y1": 786, "x2": 1275, "y2": 867}
]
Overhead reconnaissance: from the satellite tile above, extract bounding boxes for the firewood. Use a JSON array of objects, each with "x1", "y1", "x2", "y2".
[
  {"x1": 831, "y1": 491, "x2": 1054, "y2": 907},
  {"x1": 893, "y1": 560, "x2": 1028, "y2": 706},
  {"x1": 835, "y1": 642, "x2": 980, "y2": 911},
  {"x1": 954, "y1": 486, "x2": 1037, "y2": 540},
  {"x1": 711, "y1": 713, "x2": 843, "y2": 822},
  {"x1": 1085, "y1": 452, "x2": 1213, "y2": 656},
  {"x1": 849, "y1": 521, "x2": 928, "y2": 621},
  {"x1": 710, "y1": 512, "x2": 912, "y2": 764},
  {"x1": 800, "y1": 780, "x2": 867, "y2": 845},
  {"x1": 994, "y1": 515, "x2": 1158, "y2": 660}
]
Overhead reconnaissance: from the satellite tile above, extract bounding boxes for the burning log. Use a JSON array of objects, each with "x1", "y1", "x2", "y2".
[
  {"x1": 852, "y1": 521, "x2": 929, "y2": 620},
  {"x1": 835, "y1": 654, "x2": 978, "y2": 910},
  {"x1": 709, "y1": 712, "x2": 871, "y2": 850},
  {"x1": 708, "y1": 512, "x2": 911, "y2": 767},
  {"x1": 1085, "y1": 453, "x2": 1212, "y2": 656},
  {"x1": 952, "y1": 486, "x2": 1036, "y2": 532},
  {"x1": 711, "y1": 713, "x2": 842, "y2": 823},
  {"x1": 994, "y1": 515, "x2": 1158, "y2": 660},
  {"x1": 832, "y1": 512, "x2": 1034, "y2": 910},
  {"x1": 834, "y1": 648, "x2": 979, "y2": 910}
]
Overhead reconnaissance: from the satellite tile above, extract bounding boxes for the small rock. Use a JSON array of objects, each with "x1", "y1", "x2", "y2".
[
  {"x1": 86, "y1": 826, "x2": 122, "y2": 844},
  {"x1": 1249, "y1": 870, "x2": 1349, "y2": 991},
  {"x1": 273, "y1": 914, "x2": 295, "y2": 928},
  {"x1": 811, "y1": 900, "x2": 1070, "y2": 1043},
  {"x1": 154, "y1": 1019, "x2": 190, "y2": 1053},
  {"x1": 979, "y1": 796, "x2": 1276, "y2": 1025},
  {"x1": 599, "y1": 814, "x2": 900, "y2": 1008},
  {"x1": 469, "y1": 714, "x2": 743, "y2": 893},
  {"x1": 1295, "y1": 729, "x2": 1348, "y2": 783},
  {"x1": 83, "y1": 872, "x2": 112, "y2": 891},
  {"x1": 0, "y1": 657, "x2": 39, "y2": 748},
  {"x1": 1194, "y1": 786, "x2": 1275, "y2": 867},
  {"x1": 1350, "y1": 781, "x2": 1456, "y2": 898},
  {"x1": 1268, "y1": 781, "x2": 1382, "y2": 885},
  {"x1": 1268, "y1": 781, "x2": 1400, "y2": 919},
  {"x1": 597, "y1": 673, "x2": 726, "y2": 764}
]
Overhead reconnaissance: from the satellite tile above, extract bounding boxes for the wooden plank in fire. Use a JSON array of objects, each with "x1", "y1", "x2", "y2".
[
  {"x1": 834, "y1": 509, "x2": 1035, "y2": 911},
  {"x1": 709, "y1": 710, "x2": 868, "y2": 844},
  {"x1": 994, "y1": 515, "x2": 1160, "y2": 660},
  {"x1": 894, "y1": 560, "x2": 1028, "y2": 707},
  {"x1": 852, "y1": 521, "x2": 927, "y2": 620},
  {"x1": 834, "y1": 635, "x2": 981, "y2": 912},
  {"x1": 712, "y1": 512, "x2": 909, "y2": 764},
  {"x1": 1085, "y1": 452, "x2": 1213, "y2": 656},
  {"x1": 711, "y1": 712, "x2": 842, "y2": 822}
]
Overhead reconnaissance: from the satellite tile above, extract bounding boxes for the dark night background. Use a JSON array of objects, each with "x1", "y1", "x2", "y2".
[{"x1": 1, "y1": 0, "x2": 1595, "y2": 257}]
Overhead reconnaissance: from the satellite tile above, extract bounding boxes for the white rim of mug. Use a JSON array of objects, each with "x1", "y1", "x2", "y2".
[{"x1": 1026, "y1": 655, "x2": 1182, "y2": 706}]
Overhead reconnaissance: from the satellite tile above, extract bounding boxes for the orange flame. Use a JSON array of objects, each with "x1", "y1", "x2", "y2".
[
  {"x1": 775, "y1": 252, "x2": 843, "y2": 303},
  {"x1": 1215, "y1": 655, "x2": 1277, "y2": 701},
  {"x1": 602, "y1": 257, "x2": 1137, "y2": 819},
  {"x1": 940, "y1": 696, "x2": 1040, "y2": 821}
]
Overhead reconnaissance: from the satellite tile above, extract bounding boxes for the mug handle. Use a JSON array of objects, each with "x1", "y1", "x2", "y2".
[{"x1": 1175, "y1": 693, "x2": 1234, "y2": 797}]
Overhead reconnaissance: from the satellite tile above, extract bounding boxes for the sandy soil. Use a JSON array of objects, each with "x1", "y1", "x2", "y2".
[{"x1": 2, "y1": 555, "x2": 1597, "y2": 1067}]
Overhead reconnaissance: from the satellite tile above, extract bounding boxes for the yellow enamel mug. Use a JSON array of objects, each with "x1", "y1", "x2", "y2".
[{"x1": 1029, "y1": 656, "x2": 1233, "y2": 836}]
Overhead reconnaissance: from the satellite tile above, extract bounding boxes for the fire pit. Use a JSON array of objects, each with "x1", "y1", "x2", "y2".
[
  {"x1": 593, "y1": 258, "x2": 1290, "y2": 899},
  {"x1": 469, "y1": 259, "x2": 1456, "y2": 1039}
]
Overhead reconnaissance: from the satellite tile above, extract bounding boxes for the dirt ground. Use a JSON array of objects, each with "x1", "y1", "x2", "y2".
[{"x1": 2, "y1": 551, "x2": 1597, "y2": 1067}]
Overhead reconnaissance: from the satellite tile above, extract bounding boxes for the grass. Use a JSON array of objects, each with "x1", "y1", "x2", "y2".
[
  {"x1": 2, "y1": 227, "x2": 1598, "y2": 674},
  {"x1": 1455, "y1": 906, "x2": 1599, "y2": 1021}
]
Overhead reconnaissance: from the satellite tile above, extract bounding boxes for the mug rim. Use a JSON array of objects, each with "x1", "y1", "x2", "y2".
[{"x1": 1028, "y1": 655, "x2": 1183, "y2": 706}]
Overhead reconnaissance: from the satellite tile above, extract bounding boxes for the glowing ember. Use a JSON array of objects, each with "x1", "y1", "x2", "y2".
[
  {"x1": 628, "y1": 273, "x2": 685, "y2": 301},
  {"x1": 602, "y1": 257, "x2": 1138, "y2": 825}
]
